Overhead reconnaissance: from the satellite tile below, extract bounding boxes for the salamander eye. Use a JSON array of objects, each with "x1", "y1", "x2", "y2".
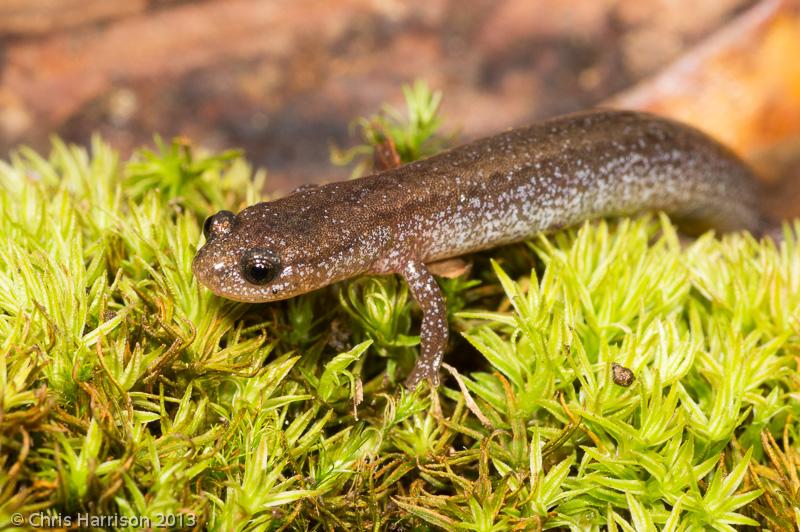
[
  {"x1": 240, "y1": 248, "x2": 281, "y2": 285},
  {"x1": 203, "y1": 210, "x2": 235, "y2": 241}
]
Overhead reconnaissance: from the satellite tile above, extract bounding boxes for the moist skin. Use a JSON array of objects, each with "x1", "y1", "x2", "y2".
[{"x1": 192, "y1": 110, "x2": 764, "y2": 388}]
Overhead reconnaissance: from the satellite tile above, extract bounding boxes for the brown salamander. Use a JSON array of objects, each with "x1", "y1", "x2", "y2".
[{"x1": 192, "y1": 110, "x2": 765, "y2": 387}]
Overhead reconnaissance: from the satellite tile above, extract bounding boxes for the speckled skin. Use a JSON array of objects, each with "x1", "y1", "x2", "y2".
[{"x1": 192, "y1": 110, "x2": 763, "y2": 387}]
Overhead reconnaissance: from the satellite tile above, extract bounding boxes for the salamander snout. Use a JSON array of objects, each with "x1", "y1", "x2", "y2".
[
  {"x1": 193, "y1": 203, "x2": 386, "y2": 303},
  {"x1": 193, "y1": 211, "x2": 307, "y2": 303},
  {"x1": 192, "y1": 236, "x2": 287, "y2": 302}
]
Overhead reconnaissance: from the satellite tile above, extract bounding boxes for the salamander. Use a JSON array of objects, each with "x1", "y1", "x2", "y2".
[{"x1": 191, "y1": 110, "x2": 765, "y2": 388}]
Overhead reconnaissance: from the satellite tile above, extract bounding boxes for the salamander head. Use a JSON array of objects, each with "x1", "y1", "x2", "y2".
[{"x1": 192, "y1": 202, "x2": 390, "y2": 303}]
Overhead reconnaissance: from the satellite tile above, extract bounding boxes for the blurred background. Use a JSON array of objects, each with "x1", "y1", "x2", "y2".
[{"x1": 1, "y1": 0, "x2": 799, "y2": 202}]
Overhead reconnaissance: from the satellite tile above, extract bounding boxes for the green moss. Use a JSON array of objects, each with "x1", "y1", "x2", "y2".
[{"x1": 1, "y1": 85, "x2": 799, "y2": 530}]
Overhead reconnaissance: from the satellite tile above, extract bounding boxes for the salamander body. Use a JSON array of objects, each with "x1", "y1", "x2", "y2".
[{"x1": 192, "y1": 110, "x2": 764, "y2": 387}]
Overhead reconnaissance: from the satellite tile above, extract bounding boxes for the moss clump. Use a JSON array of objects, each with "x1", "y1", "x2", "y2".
[{"x1": 1, "y1": 85, "x2": 799, "y2": 530}]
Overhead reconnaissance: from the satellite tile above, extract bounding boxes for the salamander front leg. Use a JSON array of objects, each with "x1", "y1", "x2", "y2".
[{"x1": 400, "y1": 260, "x2": 448, "y2": 388}]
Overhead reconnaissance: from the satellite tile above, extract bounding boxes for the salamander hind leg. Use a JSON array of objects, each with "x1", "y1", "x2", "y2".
[{"x1": 399, "y1": 259, "x2": 448, "y2": 389}]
